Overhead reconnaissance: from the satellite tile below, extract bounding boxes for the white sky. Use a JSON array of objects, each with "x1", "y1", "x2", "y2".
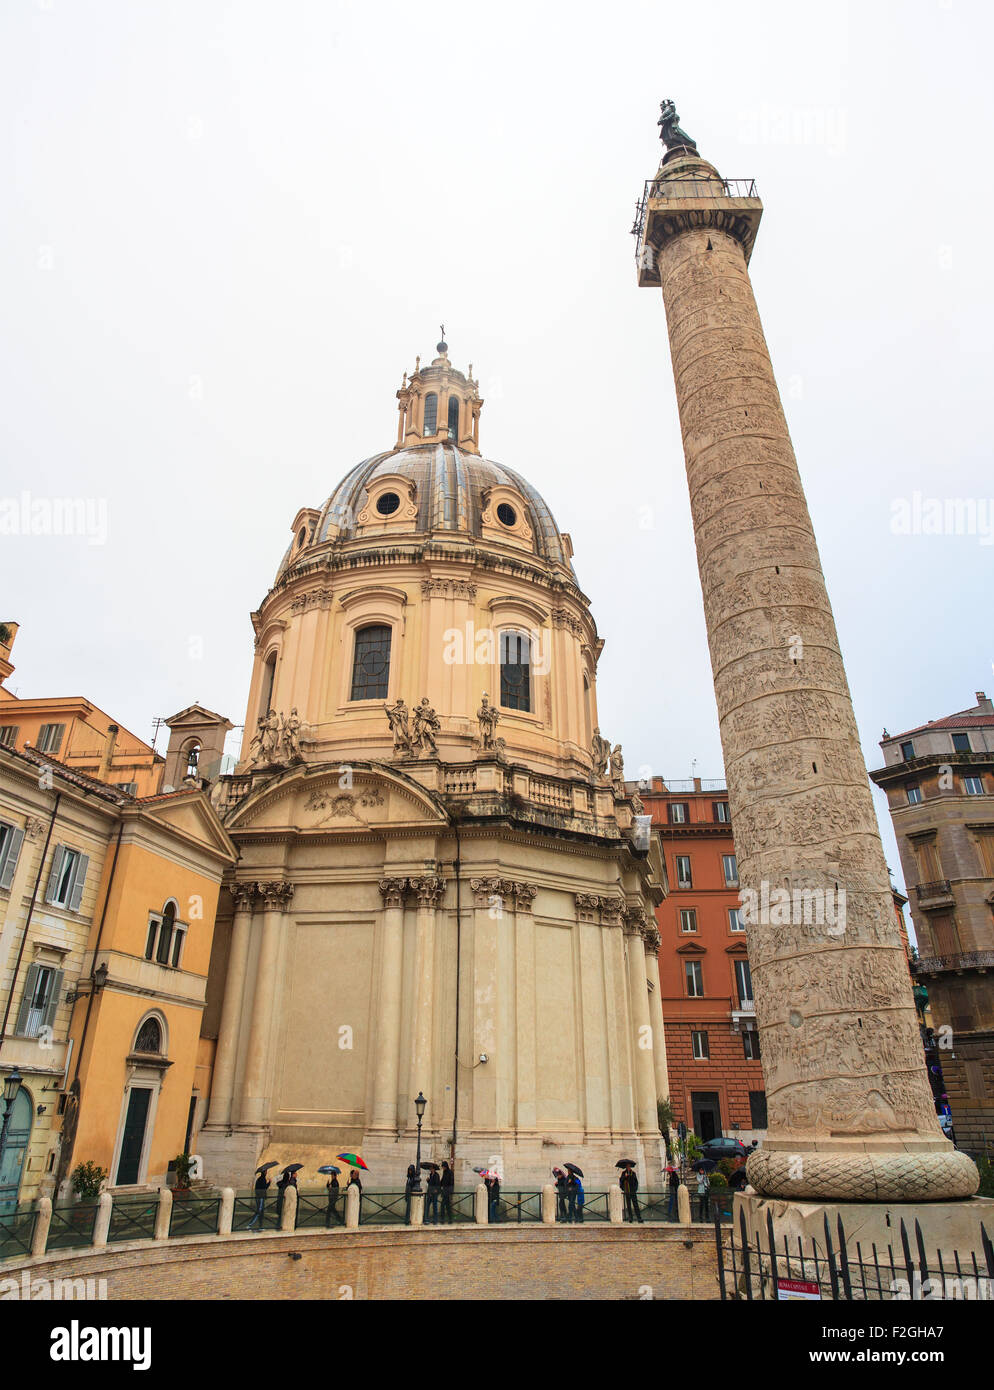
[{"x1": 2, "y1": 0, "x2": 992, "y2": 907}]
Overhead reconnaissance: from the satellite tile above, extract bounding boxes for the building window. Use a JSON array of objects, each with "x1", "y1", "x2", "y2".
[
  {"x1": 749, "y1": 1091, "x2": 768, "y2": 1128},
  {"x1": 714, "y1": 801, "x2": 730, "y2": 823},
  {"x1": 952, "y1": 732, "x2": 971, "y2": 753},
  {"x1": 734, "y1": 959, "x2": 753, "y2": 1007},
  {"x1": 728, "y1": 907, "x2": 744, "y2": 932},
  {"x1": 13, "y1": 962, "x2": 63, "y2": 1038},
  {"x1": 37, "y1": 723, "x2": 66, "y2": 755},
  {"x1": 669, "y1": 802, "x2": 688, "y2": 824},
  {"x1": 375, "y1": 491, "x2": 400, "y2": 516},
  {"x1": 691, "y1": 1029, "x2": 709, "y2": 1060},
  {"x1": 45, "y1": 845, "x2": 89, "y2": 911},
  {"x1": 447, "y1": 395, "x2": 460, "y2": 440},
  {"x1": 722, "y1": 854, "x2": 739, "y2": 887},
  {"x1": 184, "y1": 744, "x2": 201, "y2": 778},
  {"x1": 0, "y1": 724, "x2": 18, "y2": 748},
  {"x1": 680, "y1": 908, "x2": 698, "y2": 933},
  {"x1": 675, "y1": 855, "x2": 692, "y2": 889},
  {"x1": 350, "y1": 624, "x2": 392, "y2": 701},
  {"x1": 499, "y1": 631, "x2": 532, "y2": 712},
  {"x1": 900, "y1": 740, "x2": 915, "y2": 761},
  {"x1": 907, "y1": 785, "x2": 923, "y2": 805},
  {"x1": 964, "y1": 776, "x2": 985, "y2": 796},
  {"x1": 134, "y1": 1017, "x2": 163, "y2": 1053},
  {"x1": 260, "y1": 653, "x2": 277, "y2": 717},
  {"x1": 685, "y1": 960, "x2": 704, "y2": 997},
  {"x1": 114, "y1": 782, "x2": 138, "y2": 796},
  {"x1": 0, "y1": 820, "x2": 25, "y2": 890},
  {"x1": 743, "y1": 1030, "x2": 760, "y2": 1060},
  {"x1": 146, "y1": 902, "x2": 186, "y2": 969},
  {"x1": 423, "y1": 393, "x2": 438, "y2": 435}
]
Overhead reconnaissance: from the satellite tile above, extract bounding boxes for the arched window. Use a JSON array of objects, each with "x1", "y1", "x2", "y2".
[
  {"x1": 155, "y1": 901, "x2": 176, "y2": 966},
  {"x1": 260, "y1": 653, "x2": 277, "y2": 717},
  {"x1": 583, "y1": 674, "x2": 592, "y2": 747},
  {"x1": 350, "y1": 624, "x2": 392, "y2": 701},
  {"x1": 184, "y1": 743, "x2": 200, "y2": 778},
  {"x1": 447, "y1": 395, "x2": 460, "y2": 441},
  {"x1": 500, "y1": 631, "x2": 532, "y2": 712},
  {"x1": 134, "y1": 1017, "x2": 162, "y2": 1054},
  {"x1": 423, "y1": 393, "x2": 438, "y2": 436}
]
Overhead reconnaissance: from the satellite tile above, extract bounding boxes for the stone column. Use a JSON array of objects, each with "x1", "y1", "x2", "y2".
[
  {"x1": 241, "y1": 881, "x2": 295, "y2": 1128},
  {"x1": 600, "y1": 896, "x2": 635, "y2": 1132},
  {"x1": 643, "y1": 924, "x2": 670, "y2": 1114},
  {"x1": 624, "y1": 908, "x2": 659, "y2": 1134},
  {"x1": 369, "y1": 878, "x2": 408, "y2": 1131},
  {"x1": 206, "y1": 882, "x2": 257, "y2": 1128},
  {"x1": 92, "y1": 1191, "x2": 113, "y2": 1248},
  {"x1": 576, "y1": 894, "x2": 610, "y2": 1135},
  {"x1": 469, "y1": 877, "x2": 503, "y2": 1132},
  {"x1": 639, "y1": 143, "x2": 976, "y2": 1201},
  {"x1": 407, "y1": 875, "x2": 446, "y2": 1125},
  {"x1": 31, "y1": 1197, "x2": 52, "y2": 1256},
  {"x1": 512, "y1": 882, "x2": 538, "y2": 1131},
  {"x1": 154, "y1": 1188, "x2": 172, "y2": 1241}
]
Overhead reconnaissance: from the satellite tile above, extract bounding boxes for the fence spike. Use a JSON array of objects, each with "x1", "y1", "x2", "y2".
[
  {"x1": 739, "y1": 1204, "x2": 753, "y2": 1301},
  {"x1": 837, "y1": 1213, "x2": 853, "y2": 1300},
  {"x1": 823, "y1": 1213, "x2": 841, "y2": 1300},
  {"x1": 766, "y1": 1208, "x2": 779, "y2": 1300},
  {"x1": 899, "y1": 1218, "x2": 916, "y2": 1293}
]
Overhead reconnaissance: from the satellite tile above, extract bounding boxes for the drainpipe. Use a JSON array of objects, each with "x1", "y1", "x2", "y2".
[
  {"x1": 451, "y1": 821, "x2": 462, "y2": 1160},
  {"x1": 0, "y1": 793, "x2": 61, "y2": 1045}
]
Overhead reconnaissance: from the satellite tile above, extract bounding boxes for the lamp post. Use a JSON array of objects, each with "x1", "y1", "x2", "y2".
[
  {"x1": 413, "y1": 1091, "x2": 427, "y2": 1191},
  {"x1": 0, "y1": 1067, "x2": 23, "y2": 1173}
]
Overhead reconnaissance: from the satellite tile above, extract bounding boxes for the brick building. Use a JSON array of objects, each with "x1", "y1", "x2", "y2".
[
  {"x1": 870, "y1": 690, "x2": 994, "y2": 1154},
  {"x1": 631, "y1": 776, "x2": 766, "y2": 1144}
]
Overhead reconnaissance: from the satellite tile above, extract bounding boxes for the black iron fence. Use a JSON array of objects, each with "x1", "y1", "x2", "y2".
[
  {"x1": 46, "y1": 1203, "x2": 99, "y2": 1252},
  {"x1": 717, "y1": 1204, "x2": 994, "y2": 1301},
  {"x1": 492, "y1": 1190, "x2": 542, "y2": 1224},
  {"x1": 0, "y1": 1206, "x2": 37, "y2": 1260},
  {"x1": 167, "y1": 1195, "x2": 220, "y2": 1239},
  {"x1": 357, "y1": 1190, "x2": 408, "y2": 1226},
  {"x1": 632, "y1": 176, "x2": 760, "y2": 260},
  {"x1": 108, "y1": 1197, "x2": 158, "y2": 1244}
]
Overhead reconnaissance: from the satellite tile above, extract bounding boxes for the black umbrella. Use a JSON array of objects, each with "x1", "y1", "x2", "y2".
[
  {"x1": 281, "y1": 1163, "x2": 304, "y2": 1175},
  {"x1": 420, "y1": 1162, "x2": 439, "y2": 1170},
  {"x1": 256, "y1": 1161, "x2": 278, "y2": 1174},
  {"x1": 615, "y1": 1159, "x2": 637, "y2": 1168},
  {"x1": 692, "y1": 1158, "x2": 717, "y2": 1173},
  {"x1": 563, "y1": 1162, "x2": 584, "y2": 1176}
]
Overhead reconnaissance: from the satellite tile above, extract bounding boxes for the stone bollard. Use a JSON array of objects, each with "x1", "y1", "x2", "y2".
[
  {"x1": 409, "y1": 1191, "x2": 425, "y2": 1227},
  {"x1": 541, "y1": 1184, "x2": 556, "y2": 1224},
  {"x1": 31, "y1": 1197, "x2": 52, "y2": 1257},
  {"x1": 154, "y1": 1187, "x2": 172, "y2": 1241},
  {"x1": 218, "y1": 1188, "x2": 235, "y2": 1236},
  {"x1": 345, "y1": 1182, "x2": 360, "y2": 1228},
  {"x1": 608, "y1": 1184, "x2": 624, "y2": 1224},
  {"x1": 677, "y1": 1183, "x2": 691, "y2": 1226},
  {"x1": 92, "y1": 1191, "x2": 113, "y2": 1248},
  {"x1": 475, "y1": 1182, "x2": 488, "y2": 1224},
  {"x1": 280, "y1": 1185, "x2": 297, "y2": 1232}
]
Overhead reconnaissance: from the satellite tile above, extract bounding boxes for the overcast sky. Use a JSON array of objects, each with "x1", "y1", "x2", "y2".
[{"x1": 2, "y1": 0, "x2": 992, "y2": 909}]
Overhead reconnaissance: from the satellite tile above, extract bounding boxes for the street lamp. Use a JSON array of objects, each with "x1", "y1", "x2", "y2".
[
  {"x1": 0, "y1": 1067, "x2": 23, "y2": 1166},
  {"x1": 413, "y1": 1091, "x2": 427, "y2": 1191}
]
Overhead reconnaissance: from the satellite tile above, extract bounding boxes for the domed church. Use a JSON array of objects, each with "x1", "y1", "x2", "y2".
[{"x1": 199, "y1": 339, "x2": 669, "y2": 1188}]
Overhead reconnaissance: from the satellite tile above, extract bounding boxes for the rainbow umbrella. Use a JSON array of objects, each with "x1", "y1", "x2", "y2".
[{"x1": 336, "y1": 1152, "x2": 369, "y2": 1171}]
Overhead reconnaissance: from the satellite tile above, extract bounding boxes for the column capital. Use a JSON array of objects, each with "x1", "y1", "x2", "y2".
[
  {"x1": 471, "y1": 876, "x2": 506, "y2": 908},
  {"x1": 409, "y1": 874, "x2": 447, "y2": 907},
  {"x1": 599, "y1": 896, "x2": 626, "y2": 927},
  {"x1": 623, "y1": 905, "x2": 649, "y2": 937},
  {"x1": 574, "y1": 893, "x2": 600, "y2": 921},
  {"x1": 230, "y1": 882, "x2": 257, "y2": 913},
  {"x1": 256, "y1": 880, "x2": 294, "y2": 911},
  {"x1": 642, "y1": 923, "x2": 662, "y2": 953},
  {"x1": 378, "y1": 877, "x2": 408, "y2": 908},
  {"x1": 511, "y1": 881, "x2": 538, "y2": 911}
]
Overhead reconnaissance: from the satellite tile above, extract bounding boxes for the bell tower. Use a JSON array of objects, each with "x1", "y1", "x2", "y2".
[{"x1": 395, "y1": 329, "x2": 483, "y2": 453}]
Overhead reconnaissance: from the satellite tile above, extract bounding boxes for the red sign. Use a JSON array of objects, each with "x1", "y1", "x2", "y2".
[{"x1": 776, "y1": 1277, "x2": 821, "y2": 1300}]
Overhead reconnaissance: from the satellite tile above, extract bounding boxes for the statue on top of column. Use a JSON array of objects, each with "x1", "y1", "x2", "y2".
[{"x1": 657, "y1": 99, "x2": 697, "y2": 152}]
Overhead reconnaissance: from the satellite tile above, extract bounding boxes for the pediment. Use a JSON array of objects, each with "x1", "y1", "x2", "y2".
[
  {"x1": 675, "y1": 940, "x2": 707, "y2": 956},
  {"x1": 225, "y1": 761, "x2": 449, "y2": 834},
  {"x1": 165, "y1": 703, "x2": 231, "y2": 729},
  {"x1": 131, "y1": 792, "x2": 237, "y2": 863}
]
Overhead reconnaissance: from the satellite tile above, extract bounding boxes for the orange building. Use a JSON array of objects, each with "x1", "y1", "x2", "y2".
[
  {"x1": 633, "y1": 776, "x2": 766, "y2": 1144},
  {"x1": 0, "y1": 622, "x2": 163, "y2": 797}
]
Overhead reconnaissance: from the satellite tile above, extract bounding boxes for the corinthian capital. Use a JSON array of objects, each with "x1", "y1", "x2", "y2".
[
  {"x1": 574, "y1": 893, "x2": 600, "y2": 920},
  {"x1": 257, "y1": 880, "x2": 295, "y2": 910},
  {"x1": 642, "y1": 924, "x2": 662, "y2": 953},
  {"x1": 599, "y1": 896, "x2": 626, "y2": 927},
  {"x1": 378, "y1": 877, "x2": 409, "y2": 908},
  {"x1": 623, "y1": 905, "x2": 649, "y2": 936},
  {"x1": 511, "y1": 882, "x2": 538, "y2": 910},
  {"x1": 471, "y1": 876, "x2": 505, "y2": 908},
  {"x1": 409, "y1": 874, "x2": 447, "y2": 907},
  {"x1": 230, "y1": 882, "x2": 257, "y2": 913}
]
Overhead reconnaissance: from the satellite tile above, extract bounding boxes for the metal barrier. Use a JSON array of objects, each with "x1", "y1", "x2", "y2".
[
  {"x1": 357, "y1": 1191, "x2": 408, "y2": 1226},
  {"x1": 294, "y1": 1191, "x2": 346, "y2": 1230},
  {"x1": 0, "y1": 1206, "x2": 37, "y2": 1259},
  {"x1": 718, "y1": 1205, "x2": 994, "y2": 1301},
  {"x1": 167, "y1": 1195, "x2": 220, "y2": 1239},
  {"x1": 231, "y1": 1194, "x2": 278, "y2": 1232},
  {"x1": 46, "y1": 1203, "x2": 99, "y2": 1251},
  {"x1": 492, "y1": 1191, "x2": 541, "y2": 1224},
  {"x1": 108, "y1": 1196, "x2": 158, "y2": 1244}
]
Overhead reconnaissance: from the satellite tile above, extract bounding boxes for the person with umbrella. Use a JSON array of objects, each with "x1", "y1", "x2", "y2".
[
  {"x1": 553, "y1": 1167, "x2": 569, "y2": 1223},
  {"x1": 485, "y1": 1170, "x2": 501, "y2": 1223},
  {"x1": 563, "y1": 1163, "x2": 583, "y2": 1223},
  {"x1": 666, "y1": 1164, "x2": 680, "y2": 1220},
  {"x1": 248, "y1": 1161, "x2": 276, "y2": 1230},
  {"x1": 276, "y1": 1164, "x2": 301, "y2": 1223},
  {"x1": 693, "y1": 1159, "x2": 715, "y2": 1221},
  {"x1": 618, "y1": 1160, "x2": 643, "y2": 1224},
  {"x1": 439, "y1": 1160, "x2": 454, "y2": 1223},
  {"x1": 425, "y1": 1163, "x2": 441, "y2": 1224},
  {"x1": 404, "y1": 1164, "x2": 418, "y2": 1223},
  {"x1": 346, "y1": 1164, "x2": 363, "y2": 1220},
  {"x1": 319, "y1": 1165, "x2": 342, "y2": 1227}
]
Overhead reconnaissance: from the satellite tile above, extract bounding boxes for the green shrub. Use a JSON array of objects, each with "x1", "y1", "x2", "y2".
[
  {"x1": 70, "y1": 1161, "x2": 107, "y2": 1203},
  {"x1": 709, "y1": 1171, "x2": 729, "y2": 1188},
  {"x1": 976, "y1": 1156, "x2": 994, "y2": 1198},
  {"x1": 172, "y1": 1153, "x2": 196, "y2": 1187}
]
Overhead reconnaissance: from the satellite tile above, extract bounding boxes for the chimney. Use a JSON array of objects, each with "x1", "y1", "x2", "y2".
[
  {"x1": 98, "y1": 724, "x2": 119, "y2": 781},
  {"x1": 975, "y1": 692, "x2": 993, "y2": 714}
]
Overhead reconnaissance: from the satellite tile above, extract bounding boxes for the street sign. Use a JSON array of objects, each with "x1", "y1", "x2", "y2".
[{"x1": 776, "y1": 1277, "x2": 821, "y2": 1300}]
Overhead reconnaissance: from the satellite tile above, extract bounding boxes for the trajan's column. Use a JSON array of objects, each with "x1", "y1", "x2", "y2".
[{"x1": 635, "y1": 101, "x2": 978, "y2": 1203}]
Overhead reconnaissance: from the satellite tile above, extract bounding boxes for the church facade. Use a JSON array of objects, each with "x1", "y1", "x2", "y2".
[{"x1": 198, "y1": 340, "x2": 669, "y2": 1188}]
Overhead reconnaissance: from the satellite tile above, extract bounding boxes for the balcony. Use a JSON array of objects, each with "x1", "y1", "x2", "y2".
[
  {"x1": 913, "y1": 880, "x2": 954, "y2": 907},
  {"x1": 632, "y1": 177, "x2": 759, "y2": 267},
  {"x1": 912, "y1": 951, "x2": 994, "y2": 977},
  {"x1": 731, "y1": 999, "x2": 756, "y2": 1031}
]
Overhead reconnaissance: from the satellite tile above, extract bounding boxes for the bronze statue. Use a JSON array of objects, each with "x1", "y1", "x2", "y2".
[{"x1": 657, "y1": 99, "x2": 697, "y2": 152}]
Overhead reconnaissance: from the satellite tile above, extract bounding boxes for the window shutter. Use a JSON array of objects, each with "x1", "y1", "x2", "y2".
[
  {"x1": 49, "y1": 724, "x2": 64, "y2": 754},
  {"x1": 0, "y1": 824, "x2": 24, "y2": 889},
  {"x1": 44, "y1": 845, "x2": 65, "y2": 903},
  {"x1": 13, "y1": 963, "x2": 40, "y2": 1035},
  {"x1": 68, "y1": 854, "x2": 89, "y2": 912},
  {"x1": 42, "y1": 969, "x2": 64, "y2": 1030}
]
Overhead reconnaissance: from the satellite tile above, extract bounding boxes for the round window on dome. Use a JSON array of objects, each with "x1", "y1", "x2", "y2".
[
  {"x1": 496, "y1": 502, "x2": 517, "y2": 528},
  {"x1": 376, "y1": 492, "x2": 401, "y2": 517}
]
